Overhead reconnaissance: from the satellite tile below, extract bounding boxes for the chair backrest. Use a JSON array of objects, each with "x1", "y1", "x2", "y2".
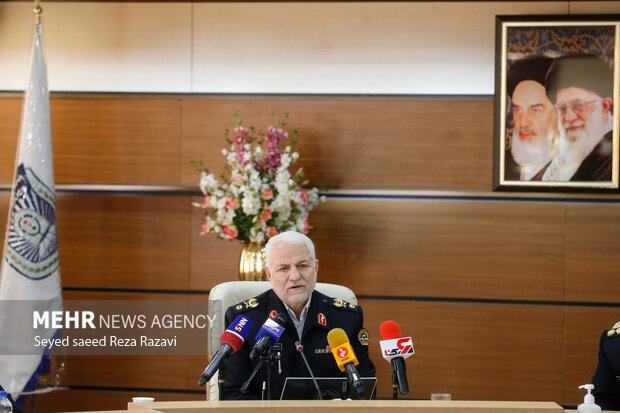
[{"x1": 205, "y1": 281, "x2": 357, "y2": 400}]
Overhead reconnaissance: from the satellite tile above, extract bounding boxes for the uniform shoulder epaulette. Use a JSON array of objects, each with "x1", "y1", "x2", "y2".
[
  {"x1": 329, "y1": 297, "x2": 358, "y2": 311},
  {"x1": 231, "y1": 297, "x2": 264, "y2": 313},
  {"x1": 604, "y1": 321, "x2": 620, "y2": 339}
]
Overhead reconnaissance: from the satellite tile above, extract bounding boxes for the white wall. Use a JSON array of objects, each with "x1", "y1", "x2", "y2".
[{"x1": 0, "y1": 2, "x2": 618, "y2": 94}]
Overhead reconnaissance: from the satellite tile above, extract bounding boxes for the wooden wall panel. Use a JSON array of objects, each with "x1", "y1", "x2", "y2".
[
  {"x1": 51, "y1": 97, "x2": 183, "y2": 184},
  {"x1": 0, "y1": 94, "x2": 493, "y2": 189},
  {"x1": 0, "y1": 98, "x2": 20, "y2": 181},
  {"x1": 310, "y1": 198, "x2": 566, "y2": 301},
  {"x1": 181, "y1": 96, "x2": 494, "y2": 190},
  {"x1": 565, "y1": 203, "x2": 620, "y2": 304},
  {"x1": 0, "y1": 96, "x2": 183, "y2": 184},
  {"x1": 188, "y1": 196, "x2": 567, "y2": 300},
  {"x1": 564, "y1": 307, "x2": 620, "y2": 406},
  {"x1": 56, "y1": 194, "x2": 191, "y2": 290},
  {"x1": 359, "y1": 299, "x2": 564, "y2": 402}
]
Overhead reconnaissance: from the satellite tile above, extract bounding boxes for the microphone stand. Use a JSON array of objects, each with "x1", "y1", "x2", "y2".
[
  {"x1": 295, "y1": 341, "x2": 323, "y2": 400},
  {"x1": 391, "y1": 369, "x2": 398, "y2": 399},
  {"x1": 240, "y1": 347, "x2": 281, "y2": 400},
  {"x1": 241, "y1": 357, "x2": 265, "y2": 396}
]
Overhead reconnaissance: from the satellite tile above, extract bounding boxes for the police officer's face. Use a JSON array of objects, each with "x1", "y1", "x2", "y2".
[{"x1": 266, "y1": 242, "x2": 318, "y2": 315}]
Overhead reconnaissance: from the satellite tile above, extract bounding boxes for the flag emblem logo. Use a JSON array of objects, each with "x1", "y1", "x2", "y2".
[{"x1": 5, "y1": 164, "x2": 58, "y2": 280}]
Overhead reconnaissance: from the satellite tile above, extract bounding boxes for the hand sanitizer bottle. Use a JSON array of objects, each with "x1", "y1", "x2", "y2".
[{"x1": 578, "y1": 384, "x2": 601, "y2": 412}]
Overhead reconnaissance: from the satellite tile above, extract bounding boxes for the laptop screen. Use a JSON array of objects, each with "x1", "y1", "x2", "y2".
[{"x1": 280, "y1": 377, "x2": 377, "y2": 400}]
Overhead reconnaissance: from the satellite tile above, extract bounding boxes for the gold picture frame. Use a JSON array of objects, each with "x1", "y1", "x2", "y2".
[{"x1": 493, "y1": 15, "x2": 620, "y2": 191}]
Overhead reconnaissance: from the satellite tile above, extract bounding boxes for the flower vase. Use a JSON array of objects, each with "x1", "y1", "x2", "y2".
[{"x1": 238, "y1": 241, "x2": 267, "y2": 281}]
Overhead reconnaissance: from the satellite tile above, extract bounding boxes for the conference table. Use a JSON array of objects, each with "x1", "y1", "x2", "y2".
[{"x1": 118, "y1": 400, "x2": 574, "y2": 413}]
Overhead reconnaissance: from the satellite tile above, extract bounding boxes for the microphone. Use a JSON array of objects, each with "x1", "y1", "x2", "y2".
[
  {"x1": 198, "y1": 315, "x2": 253, "y2": 387},
  {"x1": 327, "y1": 328, "x2": 364, "y2": 398},
  {"x1": 295, "y1": 341, "x2": 323, "y2": 400},
  {"x1": 250, "y1": 313, "x2": 287, "y2": 360},
  {"x1": 379, "y1": 320, "x2": 414, "y2": 396}
]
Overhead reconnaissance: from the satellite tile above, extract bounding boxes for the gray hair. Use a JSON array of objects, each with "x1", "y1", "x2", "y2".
[{"x1": 264, "y1": 231, "x2": 316, "y2": 269}]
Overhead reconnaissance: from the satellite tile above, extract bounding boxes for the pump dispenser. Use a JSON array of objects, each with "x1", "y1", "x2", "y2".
[{"x1": 578, "y1": 384, "x2": 601, "y2": 413}]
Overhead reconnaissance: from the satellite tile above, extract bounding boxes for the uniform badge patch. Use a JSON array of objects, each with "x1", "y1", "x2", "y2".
[
  {"x1": 318, "y1": 313, "x2": 326, "y2": 326},
  {"x1": 333, "y1": 298, "x2": 345, "y2": 308},
  {"x1": 358, "y1": 328, "x2": 369, "y2": 346},
  {"x1": 269, "y1": 310, "x2": 277, "y2": 320},
  {"x1": 315, "y1": 346, "x2": 331, "y2": 354}
]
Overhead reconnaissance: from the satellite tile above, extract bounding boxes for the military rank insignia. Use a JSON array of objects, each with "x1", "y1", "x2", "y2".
[
  {"x1": 333, "y1": 298, "x2": 345, "y2": 308},
  {"x1": 318, "y1": 313, "x2": 326, "y2": 326},
  {"x1": 244, "y1": 298, "x2": 259, "y2": 308}
]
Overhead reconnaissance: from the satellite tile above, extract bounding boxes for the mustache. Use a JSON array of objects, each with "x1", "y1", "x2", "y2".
[{"x1": 563, "y1": 121, "x2": 585, "y2": 129}]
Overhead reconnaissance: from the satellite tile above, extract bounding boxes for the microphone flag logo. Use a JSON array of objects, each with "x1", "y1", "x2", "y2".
[
  {"x1": 379, "y1": 337, "x2": 415, "y2": 361},
  {"x1": 337, "y1": 346, "x2": 348, "y2": 358}
]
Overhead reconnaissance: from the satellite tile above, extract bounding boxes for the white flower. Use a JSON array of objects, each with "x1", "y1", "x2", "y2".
[
  {"x1": 250, "y1": 227, "x2": 266, "y2": 244},
  {"x1": 242, "y1": 194, "x2": 260, "y2": 216},
  {"x1": 199, "y1": 172, "x2": 219, "y2": 194},
  {"x1": 280, "y1": 153, "x2": 292, "y2": 169}
]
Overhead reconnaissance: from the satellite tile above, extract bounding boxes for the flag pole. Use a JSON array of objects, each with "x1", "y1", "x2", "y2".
[{"x1": 0, "y1": 0, "x2": 64, "y2": 405}]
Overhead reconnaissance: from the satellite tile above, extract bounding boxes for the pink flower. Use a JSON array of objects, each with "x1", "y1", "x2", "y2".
[
  {"x1": 230, "y1": 175, "x2": 243, "y2": 185},
  {"x1": 261, "y1": 189, "x2": 274, "y2": 200},
  {"x1": 297, "y1": 190, "x2": 308, "y2": 204},
  {"x1": 222, "y1": 225, "x2": 238, "y2": 239},
  {"x1": 200, "y1": 195, "x2": 210, "y2": 208},
  {"x1": 225, "y1": 198, "x2": 239, "y2": 210},
  {"x1": 302, "y1": 218, "x2": 310, "y2": 235},
  {"x1": 260, "y1": 209, "x2": 273, "y2": 224},
  {"x1": 267, "y1": 226, "x2": 278, "y2": 238}
]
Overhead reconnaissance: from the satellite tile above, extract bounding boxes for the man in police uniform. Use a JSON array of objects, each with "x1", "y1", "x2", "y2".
[
  {"x1": 220, "y1": 231, "x2": 375, "y2": 400},
  {"x1": 592, "y1": 321, "x2": 620, "y2": 410}
]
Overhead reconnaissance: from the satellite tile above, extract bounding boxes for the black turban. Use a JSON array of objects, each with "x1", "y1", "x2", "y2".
[
  {"x1": 545, "y1": 54, "x2": 613, "y2": 103},
  {"x1": 506, "y1": 55, "x2": 554, "y2": 97}
]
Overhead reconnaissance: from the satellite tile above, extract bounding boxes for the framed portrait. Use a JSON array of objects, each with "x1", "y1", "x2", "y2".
[{"x1": 493, "y1": 15, "x2": 620, "y2": 191}]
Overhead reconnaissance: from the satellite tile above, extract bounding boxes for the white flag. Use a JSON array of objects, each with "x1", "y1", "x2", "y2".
[{"x1": 0, "y1": 13, "x2": 62, "y2": 403}]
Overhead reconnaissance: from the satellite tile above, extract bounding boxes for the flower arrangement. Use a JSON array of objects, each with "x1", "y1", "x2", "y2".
[{"x1": 192, "y1": 111, "x2": 325, "y2": 244}]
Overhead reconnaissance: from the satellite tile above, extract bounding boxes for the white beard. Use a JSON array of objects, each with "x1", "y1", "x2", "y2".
[
  {"x1": 558, "y1": 109, "x2": 607, "y2": 164},
  {"x1": 511, "y1": 127, "x2": 557, "y2": 179}
]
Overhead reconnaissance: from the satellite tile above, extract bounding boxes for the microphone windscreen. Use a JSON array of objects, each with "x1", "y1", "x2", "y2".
[
  {"x1": 327, "y1": 328, "x2": 349, "y2": 348},
  {"x1": 380, "y1": 320, "x2": 402, "y2": 340},
  {"x1": 221, "y1": 315, "x2": 253, "y2": 353}
]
